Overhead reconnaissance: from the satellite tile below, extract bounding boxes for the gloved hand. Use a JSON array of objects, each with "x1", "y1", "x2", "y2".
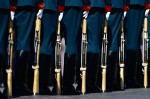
[
  {"x1": 10, "y1": 11, "x2": 15, "y2": 21},
  {"x1": 83, "y1": 11, "x2": 89, "y2": 19},
  {"x1": 145, "y1": 9, "x2": 150, "y2": 17},
  {"x1": 37, "y1": 9, "x2": 43, "y2": 19},
  {"x1": 58, "y1": 12, "x2": 64, "y2": 21},
  {"x1": 122, "y1": 11, "x2": 127, "y2": 20},
  {"x1": 106, "y1": 12, "x2": 111, "y2": 20}
]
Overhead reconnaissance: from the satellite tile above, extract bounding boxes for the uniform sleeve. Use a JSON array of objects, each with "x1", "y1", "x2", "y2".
[
  {"x1": 124, "y1": 0, "x2": 129, "y2": 11},
  {"x1": 58, "y1": 0, "x2": 65, "y2": 12},
  {"x1": 145, "y1": 0, "x2": 150, "y2": 9},
  {"x1": 105, "y1": 0, "x2": 112, "y2": 12},
  {"x1": 83, "y1": 0, "x2": 91, "y2": 11},
  {"x1": 36, "y1": 0, "x2": 44, "y2": 9},
  {"x1": 10, "y1": 0, "x2": 17, "y2": 11}
]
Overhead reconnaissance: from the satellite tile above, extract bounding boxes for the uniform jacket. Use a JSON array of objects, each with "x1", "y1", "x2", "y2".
[
  {"x1": 65, "y1": 0, "x2": 90, "y2": 7},
  {"x1": 0, "y1": 0, "x2": 14, "y2": 9},
  {"x1": 129, "y1": 0, "x2": 146, "y2": 6},
  {"x1": 90, "y1": 0, "x2": 105, "y2": 8},
  {"x1": 106, "y1": 0, "x2": 123, "y2": 9},
  {"x1": 44, "y1": 0, "x2": 65, "y2": 11},
  {"x1": 15, "y1": 0, "x2": 44, "y2": 7}
]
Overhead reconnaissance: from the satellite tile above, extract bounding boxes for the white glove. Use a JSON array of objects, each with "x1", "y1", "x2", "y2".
[
  {"x1": 37, "y1": 9, "x2": 43, "y2": 19},
  {"x1": 58, "y1": 12, "x2": 64, "y2": 21},
  {"x1": 10, "y1": 11, "x2": 15, "y2": 21},
  {"x1": 122, "y1": 11, "x2": 127, "y2": 20},
  {"x1": 145, "y1": 9, "x2": 150, "y2": 17},
  {"x1": 106, "y1": 12, "x2": 111, "y2": 20},
  {"x1": 83, "y1": 11, "x2": 89, "y2": 19}
]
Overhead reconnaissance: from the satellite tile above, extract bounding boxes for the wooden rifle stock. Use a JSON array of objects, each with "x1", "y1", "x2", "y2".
[
  {"x1": 119, "y1": 20, "x2": 125, "y2": 90},
  {"x1": 80, "y1": 18, "x2": 88, "y2": 95},
  {"x1": 143, "y1": 18, "x2": 148, "y2": 88},
  {"x1": 55, "y1": 21, "x2": 62, "y2": 95},
  {"x1": 33, "y1": 17, "x2": 41, "y2": 95},
  {"x1": 101, "y1": 19, "x2": 108, "y2": 93},
  {"x1": 6, "y1": 19, "x2": 14, "y2": 99}
]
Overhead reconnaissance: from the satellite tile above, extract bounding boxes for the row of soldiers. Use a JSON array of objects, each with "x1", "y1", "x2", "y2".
[{"x1": 1, "y1": 0, "x2": 150, "y2": 98}]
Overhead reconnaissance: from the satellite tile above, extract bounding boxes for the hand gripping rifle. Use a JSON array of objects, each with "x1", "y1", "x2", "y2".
[
  {"x1": 6, "y1": 19, "x2": 14, "y2": 99},
  {"x1": 80, "y1": 18, "x2": 88, "y2": 95},
  {"x1": 142, "y1": 17, "x2": 149, "y2": 88},
  {"x1": 101, "y1": 18, "x2": 108, "y2": 93},
  {"x1": 32, "y1": 17, "x2": 41, "y2": 95},
  {"x1": 119, "y1": 19, "x2": 125, "y2": 90},
  {"x1": 55, "y1": 20, "x2": 62, "y2": 95}
]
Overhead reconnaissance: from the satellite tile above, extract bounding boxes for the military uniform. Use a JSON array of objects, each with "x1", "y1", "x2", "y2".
[
  {"x1": 105, "y1": 0, "x2": 126, "y2": 91},
  {"x1": 146, "y1": 0, "x2": 150, "y2": 87},
  {"x1": 62, "y1": 0, "x2": 91, "y2": 95},
  {"x1": 126, "y1": 0, "x2": 145, "y2": 88},
  {"x1": 84, "y1": 0, "x2": 105, "y2": 93},
  {"x1": 35, "y1": 0, "x2": 65, "y2": 95},
  {"x1": 0, "y1": 0, "x2": 16, "y2": 98},
  {"x1": 13, "y1": 0, "x2": 44, "y2": 95}
]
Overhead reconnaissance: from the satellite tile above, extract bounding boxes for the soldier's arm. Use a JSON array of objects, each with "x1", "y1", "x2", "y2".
[
  {"x1": 36, "y1": 0, "x2": 44, "y2": 9},
  {"x1": 83, "y1": 0, "x2": 91, "y2": 11},
  {"x1": 58, "y1": 0, "x2": 65, "y2": 12},
  {"x1": 105, "y1": 0, "x2": 112, "y2": 12},
  {"x1": 145, "y1": 0, "x2": 150, "y2": 17},
  {"x1": 145, "y1": 1, "x2": 150, "y2": 9},
  {"x1": 10, "y1": 0, "x2": 17, "y2": 11},
  {"x1": 124, "y1": 0, "x2": 129, "y2": 11}
]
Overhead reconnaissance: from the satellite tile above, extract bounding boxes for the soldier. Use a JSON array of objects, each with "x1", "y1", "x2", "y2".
[
  {"x1": 126, "y1": 0, "x2": 145, "y2": 88},
  {"x1": 0, "y1": 0, "x2": 16, "y2": 98},
  {"x1": 105, "y1": 0, "x2": 129, "y2": 91},
  {"x1": 85, "y1": 0, "x2": 105, "y2": 93},
  {"x1": 62, "y1": 0, "x2": 91, "y2": 95},
  {"x1": 12, "y1": 0, "x2": 44, "y2": 95},
  {"x1": 145, "y1": 0, "x2": 150, "y2": 87},
  {"x1": 35, "y1": 0, "x2": 65, "y2": 95}
]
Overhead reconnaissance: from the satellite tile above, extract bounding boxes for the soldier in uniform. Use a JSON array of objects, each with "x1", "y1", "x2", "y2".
[
  {"x1": 34, "y1": 0, "x2": 65, "y2": 95},
  {"x1": 85, "y1": 0, "x2": 105, "y2": 93},
  {"x1": 145, "y1": 0, "x2": 150, "y2": 87},
  {"x1": 125, "y1": 0, "x2": 145, "y2": 88},
  {"x1": 105, "y1": 0, "x2": 129, "y2": 91},
  {"x1": 12, "y1": 0, "x2": 44, "y2": 95},
  {"x1": 0, "y1": 0, "x2": 16, "y2": 98},
  {"x1": 62, "y1": 0, "x2": 91, "y2": 95}
]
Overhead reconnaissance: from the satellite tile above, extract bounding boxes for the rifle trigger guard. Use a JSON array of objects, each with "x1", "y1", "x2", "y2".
[
  {"x1": 6, "y1": 69, "x2": 12, "y2": 73},
  {"x1": 55, "y1": 69, "x2": 61, "y2": 73},
  {"x1": 101, "y1": 65, "x2": 107, "y2": 69},
  {"x1": 142, "y1": 63, "x2": 148, "y2": 67},
  {"x1": 80, "y1": 67, "x2": 86, "y2": 71},
  {"x1": 32, "y1": 65, "x2": 39, "y2": 69}
]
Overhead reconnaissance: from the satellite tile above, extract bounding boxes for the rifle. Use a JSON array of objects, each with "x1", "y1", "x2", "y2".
[
  {"x1": 32, "y1": 17, "x2": 41, "y2": 95},
  {"x1": 142, "y1": 17, "x2": 148, "y2": 88},
  {"x1": 80, "y1": 18, "x2": 88, "y2": 95},
  {"x1": 101, "y1": 19, "x2": 108, "y2": 93},
  {"x1": 55, "y1": 20, "x2": 62, "y2": 95},
  {"x1": 6, "y1": 19, "x2": 14, "y2": 99},
  {"x1": 119, "y1": 19, "x2": 125, "y2": 90}
]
